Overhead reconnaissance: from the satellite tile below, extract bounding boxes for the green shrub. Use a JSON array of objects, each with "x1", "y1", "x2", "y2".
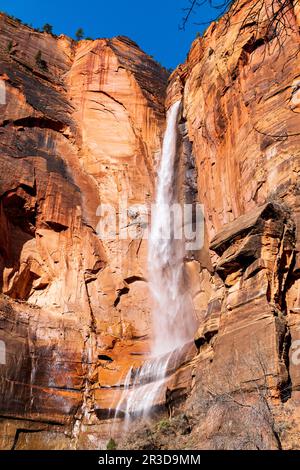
[
  {"x1": 7, "y1": 40, "x2": 13, "y2": 53},
  {"x1": 75, "y1": 28, "x2": 84, "y2": 41},
  {"x1": 157, "y1": 419, "x2": 170, "y2": 431},
  {"x1": 106, "y1": 438, "x2": 117, "y2": 450},
  {"x1": 43, "y1": 23, "x2": 53, "y2": 34}
]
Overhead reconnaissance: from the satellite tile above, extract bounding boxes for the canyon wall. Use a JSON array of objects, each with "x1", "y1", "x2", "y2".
[
  {"x1": 1, "y1": 0, "x2": 300, "y2": 450},
  {"x1": 150, "y1": 0, "x2": 300, "y2": 450},
  {"x1": 0, "y1": 13, "x2": 168, "y2": 449}
]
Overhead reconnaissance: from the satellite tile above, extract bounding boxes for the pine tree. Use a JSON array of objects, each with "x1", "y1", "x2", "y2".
[
  {"x1": 43, "y1": 23, "x2": 53, "y2": 34},
  {"x1": 75, "y1": 28, "x2": 84, "y2": 41}
]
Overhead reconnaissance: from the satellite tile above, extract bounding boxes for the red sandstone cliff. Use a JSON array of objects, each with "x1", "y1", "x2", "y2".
[
  {"x1": 143, "y1": 0, "x2": 300, "y2": 450},
  {"x1": 0, "y1": 13, "x2": 168, "y2": 449},
  {"x1": 1, "y1": 0, "x2": 300, "y2": 450}
]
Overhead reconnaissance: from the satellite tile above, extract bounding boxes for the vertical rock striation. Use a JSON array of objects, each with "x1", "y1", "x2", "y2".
[
  {"x1": 0, "y1": 13, "x2": 168, "y2": 449},
  {"x1": 158, "y1": 0, "x2": 300, "y2": 450}
]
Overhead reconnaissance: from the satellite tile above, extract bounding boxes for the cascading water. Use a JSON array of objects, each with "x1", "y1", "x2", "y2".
[
  {"x1": 148, "y1": 101, "x2": 196, "y2": 357},
  {"x1": 114, "y1": 101, "x2": 197, "y2": 424}
]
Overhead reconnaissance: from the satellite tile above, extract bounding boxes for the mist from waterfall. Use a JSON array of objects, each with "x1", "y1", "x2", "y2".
[{"x1": 114, "y1": 101, "x2": 196, "y2": 423}]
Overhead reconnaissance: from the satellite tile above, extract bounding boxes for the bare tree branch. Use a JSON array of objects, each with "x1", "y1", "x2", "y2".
[
  {"x1": 180, "y1": 0, "x2": 300, "y2": 62},
  {"x1": 180, "y1": 0, "x2": 207, "y2": 30},
  {"x1": 180, "y1": 0, "x2": 299, "y2": 41}
]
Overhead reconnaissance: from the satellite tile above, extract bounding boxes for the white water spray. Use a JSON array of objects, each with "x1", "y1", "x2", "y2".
[
  {"x1": 114, "y1": 101, "x2": 197, "y2": 423},
  {"x1": 148, "y1": 101, "x2": 196, "y2": 357}
]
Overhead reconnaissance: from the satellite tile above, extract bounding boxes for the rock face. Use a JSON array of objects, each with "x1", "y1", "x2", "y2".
[
  {"x1": 146, "y1": 0, "x2": 300, "y2": 450},
  {"x1": 1, "y1": 0, "x2": 300, "y2": 450},
  {"x1": 0, "y1": 13, "x2": 168, "y2": 449}
]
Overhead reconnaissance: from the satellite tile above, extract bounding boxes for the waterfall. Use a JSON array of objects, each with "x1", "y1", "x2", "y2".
[
  {"x1": 148, "y1": 101, "x2": 196, "y2": 357},
  {"x1": 114, "y1": 101, "x2": 197, "y2": 424}
]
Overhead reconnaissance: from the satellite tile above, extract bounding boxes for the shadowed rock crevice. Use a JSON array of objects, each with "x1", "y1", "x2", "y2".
[
  {"x1": 11, "y1": 428, "x2": 46, "y2": 450},
  {"x1": 113, "y1": 287, "x2": 130, "y2": 307},
  {"x1": 1, "y1": 116, "x2": 67, "y2": 133}
]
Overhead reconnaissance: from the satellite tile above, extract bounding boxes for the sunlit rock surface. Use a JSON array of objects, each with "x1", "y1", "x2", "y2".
[
  {"x1": 155, "y1": 0, "x2": 300, "y2": 450},
  {"x1": 0, "y1": 13, "x2": 169, "y2": 449},
  {"x1": 1, "y1": 0, "x2": 300, "y2": 449}
]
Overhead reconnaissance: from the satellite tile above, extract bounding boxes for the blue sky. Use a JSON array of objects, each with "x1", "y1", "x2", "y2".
[{"x1": 0, "y1": 0, "x2": 217, "y2": 68}]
